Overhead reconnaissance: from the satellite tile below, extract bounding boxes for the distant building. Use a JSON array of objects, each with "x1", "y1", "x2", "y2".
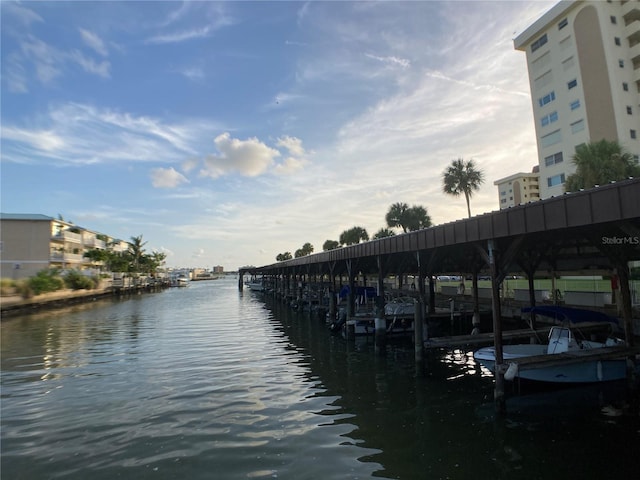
[
  {"x1": 494, "y1": 167, "x2": 541, "y2": 208},
  {"x1": 212, "y1": 265, "x2": 224, "y2": 274},
  {"x1": 0, "y1": 213, "x2": 128, "y2": 280},
  {"x1": 514, "y1": 0, "x2": 640, "y2": 199}
]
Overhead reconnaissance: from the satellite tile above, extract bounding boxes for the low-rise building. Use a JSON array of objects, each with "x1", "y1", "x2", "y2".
[{"x1": 0, "y1": 213, "x2": 127, "y2": 280}]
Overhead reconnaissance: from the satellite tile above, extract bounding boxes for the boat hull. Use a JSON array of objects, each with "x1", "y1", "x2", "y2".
[{"x1": 474, "y1": 345, "x2": 628, "y2": 383}]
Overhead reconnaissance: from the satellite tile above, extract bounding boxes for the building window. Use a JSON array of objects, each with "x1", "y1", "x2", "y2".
[
  {"x1": 627, "y1": 106, "x2": 633, "y2": 115},
  {"x1": 610, "y1": 16, "x2": 617, "y2": 24},
  {"x1": 571, "y1": 119, "x2": 585, "y2": 133},
  {"x1": 568, "y1": 79, "x2": 577, "y2": 89},
  {"x1": 632, "y1": 130, "x2": 637, "y2": 139},
  {"x1": 541, "y1": 111, "x2": 559, "y2": 127},
  {"x1": 547, "y1": 173, "x2": 566, "y2": 187},
  {"x1": 558, "y1": 18, "x2": 568, "y2": 30},
  {"x1": 538, "y1": 91, "x2": 556, "y2": 107},
  {"x1": 570, "y1": 99, "x2": 581, "y2": 110},
  {"x1": 619, "y1": 59, "x2": 624, "y2": 68},
  {"x1": 501, "y1": 191, "x2": 506, "y2": 196},
  {"x1": 531, "y1": 34, "x2": 548, "y2": 53},
  {"x1": 541, "y1": 129, "x2": 562, "y2": 148},
  {"x1": 501, "y1": 198, "x2": 507, "y2": 204},
  {"x1": 623, "y1": 82, "x2": 629, "y2": 91},
  {"x1": 615, "y1": 37, "x2": 621, "y2": 46},
  {"x1": 544, "y1": 152, "x2": 563, "y2": 166}
]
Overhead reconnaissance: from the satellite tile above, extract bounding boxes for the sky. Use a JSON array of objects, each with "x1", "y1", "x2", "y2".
[{"x1": 1, "y1": 0, "x2": 557, "y2": 271}]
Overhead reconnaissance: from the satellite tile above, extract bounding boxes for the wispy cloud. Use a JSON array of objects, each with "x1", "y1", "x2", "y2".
[
  {"x1": 79, "y1": 28, "x2": 109, "y2": 57},
  {"x1": 2, "y1": 2, "x2": 43, "y2": 26},
  {"x1": 1, "y1": 103, "x2": 218, "y2": 166},
  {"x1": 365, "y1": 53, "x2": 410, "y2": 69},
  {"x1": 146, "y1": 2, "x2": 235, "y2": 45}
]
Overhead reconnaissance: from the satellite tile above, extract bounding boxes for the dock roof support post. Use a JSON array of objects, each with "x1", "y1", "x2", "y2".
[
  {"x1": 415, "y1": 251, "x2": 425, "y2": 375},
  {"x1": 488, "y1": 239, "x2": 506, "y2": 415}
]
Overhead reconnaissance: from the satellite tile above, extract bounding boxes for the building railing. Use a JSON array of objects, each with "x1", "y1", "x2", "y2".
[
  {"x1": 51, "y1": 231, "x2": 83, "y2": 243},
  {"x1": 84, "y1": 237, "x2": 106, "y2": 249}
]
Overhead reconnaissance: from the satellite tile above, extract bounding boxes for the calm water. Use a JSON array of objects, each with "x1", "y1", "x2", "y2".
[{"x1": 2, "y1": 277, "x2": 639, "y2": 480}]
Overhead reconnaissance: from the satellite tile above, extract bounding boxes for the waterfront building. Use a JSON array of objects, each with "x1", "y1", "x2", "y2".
[
  {"x1": 0, "y1": 213, "x2": 128, "y2": 280},
  {"x1": 493, "y1": 167, "x2": 541, "y2": 209},
  {"x1": 514, "y1": 0, "x2": 640, "y2": 200}
]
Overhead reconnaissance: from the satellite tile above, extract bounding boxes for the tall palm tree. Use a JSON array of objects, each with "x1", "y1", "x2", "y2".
[
  {"x1": 386, "y1": 202, "x2": 410, "y2": 232},
  {"x1": 442, "y1": 158, "x2": 484, "y2": 218},
  {"x1": 404, "y1": 205, "x2": 431, "y2": 231},
  {"x1": 128, "y1": 235, "x2": 147, "y2": 273},
  {"x1": 564, "y1": 139, "x2": 640, "y2": 192},
  {"x1": 339, "y1": 226, "x2": 369, "y2": 246}
]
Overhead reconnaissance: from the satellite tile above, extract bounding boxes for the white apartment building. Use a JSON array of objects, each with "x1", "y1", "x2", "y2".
[
  {"x1": 514, "y1": 0, "x2": 640, "y2": 199},
  {"x1": 493, "y1": 168, "x2": 541, "y2": 209},
  {"x1": 0, "y1": 213, "x2": 130, "y2": 280}
]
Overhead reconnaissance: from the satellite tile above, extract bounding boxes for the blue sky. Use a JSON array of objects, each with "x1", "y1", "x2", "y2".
[{"x1": 1, "y1": 1, "x2": 555, "y2": 271}]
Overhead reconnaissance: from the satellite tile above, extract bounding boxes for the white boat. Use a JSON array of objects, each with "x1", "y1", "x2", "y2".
[
  {"x1": 474, "y1": 306, "x2": 629, "y2": 384},
  {"x1": 384, "y1": 297, "x2": 415, "y2": 316},
  {"x1": 171, "y1": 273, "x2": 189, "y2": 287},
  {"x1": 247, "y1": 279, "x2": 264, "y2": 292}
]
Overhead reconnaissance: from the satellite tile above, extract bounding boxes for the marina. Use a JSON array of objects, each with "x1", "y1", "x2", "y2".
[{"x1": 240, "y1": 180, "x2": 640, "y2": 411}]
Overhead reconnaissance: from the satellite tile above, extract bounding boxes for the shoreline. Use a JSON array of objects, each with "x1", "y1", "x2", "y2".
[{"x1": 0, "y1": 286, "x2": 163, "y2": 320}]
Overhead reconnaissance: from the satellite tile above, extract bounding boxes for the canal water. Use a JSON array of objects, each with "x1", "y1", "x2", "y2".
[{"x1": 2, "y1": 277, "x2": 639, "y2": 480}]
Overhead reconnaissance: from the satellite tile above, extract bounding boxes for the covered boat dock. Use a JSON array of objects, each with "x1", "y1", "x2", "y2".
[{"x1": 241, "y1": 179, "x2": 640, "y2": 411}]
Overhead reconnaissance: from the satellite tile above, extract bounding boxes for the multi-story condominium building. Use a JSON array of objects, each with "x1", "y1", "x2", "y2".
[
  {"x1": 514, "y1": 0, "x2": 640, "y2": 200},
  {"x1": 493, "y1": 167, "x2": 541, "y2": 209},
  {"x1": 0, "y1": 213, "x2": 129, "y2": 280}
]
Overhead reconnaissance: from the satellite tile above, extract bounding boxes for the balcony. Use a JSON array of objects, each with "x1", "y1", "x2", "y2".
[
  {"x1": 51, "y1": 231, "x2": 82, "y2": 243},
  {"x1": 84, "y1": 237, "x2": 106, "y2": 249},
  {"x1": 50, "y1": 252, "x2": 84, "y2": 264},
  {"x1": 623, "y1": 1, "x2": 640, "y2": 24}
]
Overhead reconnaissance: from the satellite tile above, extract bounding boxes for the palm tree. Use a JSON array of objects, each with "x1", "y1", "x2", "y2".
[
  {"x1": 373, "y1": 228, "x2": 396, "y2": 239},
  {"x1": 294, "y1": 243, "x2": 314, "y2": 258},
  {"x1": 323, "y1": 240, "x2": 340, "y2": 251},
  {"x1": 404, "y1": 205, "x2": 431, "y2": 231},
  {"x1": 386, "y1": 202, "x2": 410, "y2": 232},
  {"x1": 442, "y1": 158, "x2": 484, "y2": 218},
  {"x1": 564, "y1": 140, "x2": 640, "y2": 192},
  {"x1": 128, "y1": 235, "x2": 147, "y2": 273},
  {"x1": 276, "y1": 252, "x2": 293, "y2": 261},
  {"x1": 339, "y1": 226, "x2": 369, "y2": 246}
]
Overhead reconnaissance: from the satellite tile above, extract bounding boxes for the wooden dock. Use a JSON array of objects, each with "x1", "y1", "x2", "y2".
[{"x1": 424, "y1": 327, "x2": 551, "y2": 349}]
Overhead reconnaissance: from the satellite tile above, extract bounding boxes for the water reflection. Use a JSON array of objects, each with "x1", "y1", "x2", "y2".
[{"x1": 2, "y1": 280, "x2": 639, "y2": 480}]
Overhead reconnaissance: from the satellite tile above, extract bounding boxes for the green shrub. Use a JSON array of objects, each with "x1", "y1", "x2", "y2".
[
  {"x1": 63, "y1": 270, "x2": 95, "y2": 290},
  {"x1": 1, "y1": 278, "x2": 17, "y2": 296},
  {"x1": 27, "y1": 270, "x2": 64, "y2": 295}
]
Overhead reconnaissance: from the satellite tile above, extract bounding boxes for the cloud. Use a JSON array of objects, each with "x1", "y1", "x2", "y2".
[
  {"x1": 1, "y1": 102, "x2": 218, "y2": 166},
  {"x1": 3, "y1": 2, "x2": 43, "y2": 26},
  {"x1": 70, "y1": 50, "x2": 110, "y2": 78},
  {"x1": 150, "y1": 167, "x2": 189, "y2": 188},
  {"x1": 146, "y1": 26, "x2": 214, "y2": 45},
  {"x1": 146, "y1": 3, "x2": 235, "y2": 45},
  {"x1": 276, "y1": 136, "x2": 306, "y2": 157},
  {"x1": 365, "y1": 53, "x2": 410, "y2": 69},
  {"x1": 200, "y1": 133, "x2": 281, "y2": 178},
  {"x1": 78, "y1": 28, "x2": 108, "y2": 56}
]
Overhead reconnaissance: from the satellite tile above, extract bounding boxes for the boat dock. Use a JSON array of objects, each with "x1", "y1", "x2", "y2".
[{"x1": 240, "y1": 179, "x2": 640, "y2": 413}]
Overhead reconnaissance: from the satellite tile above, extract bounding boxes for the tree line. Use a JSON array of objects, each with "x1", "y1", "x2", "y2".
[
  {"x1": 275, "y1": 139, "x2": 638, "y2": 262},
  {"x1": 83, "y1": 235, "x2": 167, "y2": 275}
]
